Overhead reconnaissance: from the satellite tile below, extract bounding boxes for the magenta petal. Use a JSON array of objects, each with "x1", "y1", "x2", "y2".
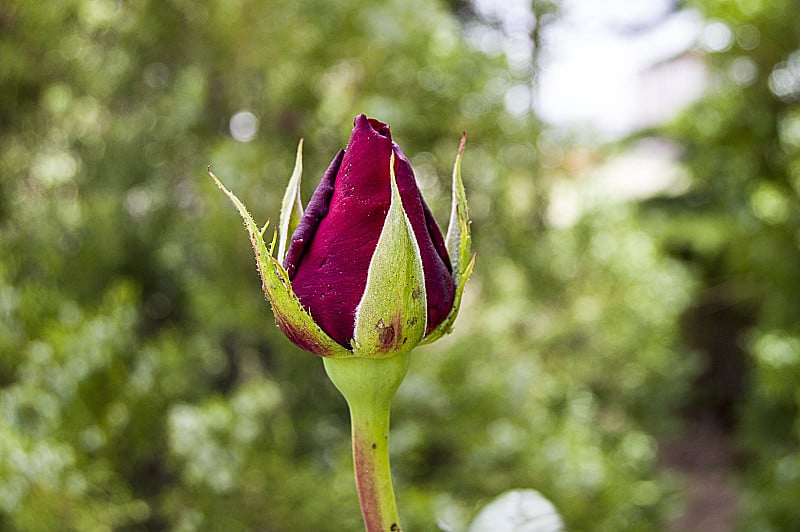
[
  {"x1": 284, "y1": 149, "x2": 344, "y2": 279},
  {"x1": 287, "y1": 115, "x2": 394, "y2": 348},
  {"x1": 286, "y1": 115, "x2": 456, "y2": 349}
]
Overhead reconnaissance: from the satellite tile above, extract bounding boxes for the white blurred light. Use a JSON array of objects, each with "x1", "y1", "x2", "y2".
[
  {"x1": 769, "y1": 52, "x2": 800, "y2": 101},
  {"x1": 229, "y1": 111, "x2": 259, "y2": 142},
  {"x1": 473, "y1": 0, "x2": 535, "y2": 34},
  {"x1": 547, "y1": 139, "x2": 691, "y2": 228},
  {"x1": 730, "y1": 56, "x2": 759, "y2": 86},
  {"x1": 536, "y1": 4, "x2": 703, "y2": 137},
  {"x1": 504, "y1": 84, "x2": 531, "y2": 117},
  {"x1": 504, "y1": 32, "x2": 533, "y2": 74},
  {"x1": 31, "y1": 151, "x2": 78, "y2": 185},
  {"x1": 125, "y1": 187, "x2": 152, "y2": 218},
  {"x1": 561, "y1": 0, "x2": 675, "y2": 28},
  {"x1": 465, "y1": 24, "x2": 504, "y2": 57},
  {"x1": 700, "y1": 21, "x2": 733, "y2": 52}
]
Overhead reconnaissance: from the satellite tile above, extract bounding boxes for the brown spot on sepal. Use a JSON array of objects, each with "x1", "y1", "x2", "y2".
[
  {"x1": 375, "y1": 319, "x2": 396, "y2": 349},
  {"x1": 374, "y1": 313, "x2": 407, "y2": 353}
]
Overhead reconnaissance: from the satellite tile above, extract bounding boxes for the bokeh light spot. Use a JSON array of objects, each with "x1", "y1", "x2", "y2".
[
  {"x1": 229, "y1": 111, "x2": 259, "y2": 142},
  {"x1": 504, "y1": 84, "x2": 532, "y2": 117},
  {"x1": 699, "y1": 21, "x2": 733, "y2": 52}
]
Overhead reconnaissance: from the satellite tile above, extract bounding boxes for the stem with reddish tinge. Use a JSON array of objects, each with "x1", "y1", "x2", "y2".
[
  {"x1": 349, "y1": 393, "x2": 400, "y2": 531},
  {"x1": 323, "y1": 354, "x2": 409, "y2": 532}
]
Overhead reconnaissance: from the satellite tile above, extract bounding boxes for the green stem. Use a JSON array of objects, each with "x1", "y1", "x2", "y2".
[{"x1": 323, "y1": 354, "x2": 410, "y2": 532}]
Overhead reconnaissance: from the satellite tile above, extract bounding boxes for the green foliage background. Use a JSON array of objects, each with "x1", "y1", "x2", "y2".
[
  {"x1": 652, "y1": 1, "x2": 800, "y2": 530},
  {"x1": 0, "y1": 0, "x2": 797, "y2": 530}
]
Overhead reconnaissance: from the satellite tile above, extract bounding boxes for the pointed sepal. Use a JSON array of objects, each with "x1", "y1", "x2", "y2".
[
  {"x1": 277, "y1": 139, "x2": 305, "y2": 264},
  {"x1": 208, "y1": 166, "x2": 351, "y2": 358},
  {"x1": 421, "y1": 133, "x2": 475, "y2": 345},
  {"x1": 351, "y1": 152, "x2": 427, "y2": 358}
]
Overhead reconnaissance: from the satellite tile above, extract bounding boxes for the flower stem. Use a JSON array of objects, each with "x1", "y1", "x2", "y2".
[{"x1": 323, "y1": 354, "x2": 410, "y2": 532}]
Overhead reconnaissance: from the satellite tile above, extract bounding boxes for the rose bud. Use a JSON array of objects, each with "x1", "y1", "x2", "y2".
[{"x1": 210, "y1": 115, "x2": 474, "y2": 358}]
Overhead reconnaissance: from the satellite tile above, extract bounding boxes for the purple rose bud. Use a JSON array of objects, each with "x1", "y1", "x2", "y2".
[
  {"x1": 284, "y1": 115, "x2": 455, "y2": 350},
  {"x1": 211, "y1": 114, "x2": 472, "y2": 358},
  {"x1": 212, "y1": 118, "x2": 473, "y2": 532}
]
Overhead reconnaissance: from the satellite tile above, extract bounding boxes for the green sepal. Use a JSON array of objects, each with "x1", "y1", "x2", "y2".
[
  {"x1": 421, "y1": 133, "x2": 475, "y2": 345},
  {"x1": 277, "y1": 139, "x2": 304, "y2": 264},
  {"x1": 208, "y1": 167, "x2": 351, "y2": 358},
  {"x1": 351, "y1": 152, "x2": 427, "y2": 358}
]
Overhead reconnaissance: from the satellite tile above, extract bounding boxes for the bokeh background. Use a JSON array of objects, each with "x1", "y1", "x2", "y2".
[{"x1": 2, "y1": 0, "x2": 799, "y2": 530}]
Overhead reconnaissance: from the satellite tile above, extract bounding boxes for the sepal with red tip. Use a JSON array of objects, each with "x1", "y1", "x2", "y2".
[{"x1": 208, "y1": 166, "x2": 351, "y2": 358}]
